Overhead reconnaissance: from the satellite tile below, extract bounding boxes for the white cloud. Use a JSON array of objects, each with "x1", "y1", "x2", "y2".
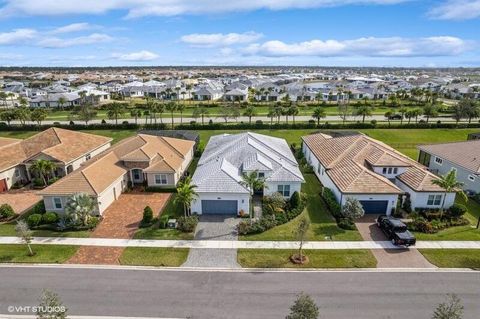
[
  {"x1": 51, "y1": 22, "x2": 93, "y2": 34},
  {"x1": 113, "y1": 50, "x2": 159, "y2": 61},
  {"x1": 244, "y1": 36, "x2": 472, "y2": 57},
  {"x1": 0, "y1": 0, "x2": 410, "y2": 18},
  {"x1": 38, "y1": 33, "x2": 113, "y2": 48},
  {"x1": 0, "y1": 28, "x2": 37, "y2": 45},
  {"x1": 181, "y1": 32, "x2": 263, "y2": 47},
  {"x1": 428, "y1": 0, "x2": 480, "y2": 20}
]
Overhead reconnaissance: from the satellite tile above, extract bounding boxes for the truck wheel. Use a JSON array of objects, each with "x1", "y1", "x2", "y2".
[{"x1": 391, "y1": 238, "x2": 397, "y2": 245}]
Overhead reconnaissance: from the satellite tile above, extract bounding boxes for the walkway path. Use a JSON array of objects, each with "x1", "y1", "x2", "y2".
[
  {"x1": 1, "y1": 236, "x2": 480, "y2": 249},
  {"x1": 182, "y1": 215, "x2": 240, "y2": 268},
  {"x1": 355, "y1": 216, "x2": 435, "y2": 268},
  {"x1": 67, "y1": 192, "x2": 170, "y2": 265}
]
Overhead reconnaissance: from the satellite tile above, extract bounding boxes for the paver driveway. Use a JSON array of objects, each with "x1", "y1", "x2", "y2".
[
  {"x1": 182, "y1": 215, "x2": 240, "y2": 268},
  {"x1": 355, "y1": 215, "x2": 435, "y2": 268},
  {"x1": 0, "y1": 189, "x2": 41, "y2": 215},
  {"x1": 67, "y1": 192, "x2": 170, "y2": 265}
]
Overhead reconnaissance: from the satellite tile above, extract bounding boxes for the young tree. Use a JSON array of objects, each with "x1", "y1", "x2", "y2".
[
  {"x1": 192, "y1": 106, "x2": 209, "y2": 125},
  {"x1": 15, "y1": 106, "x2": 31, "y2": 125},
  {"x1": 57, "y1": 96, "x2": 67, "y2": 111},
  {"x1": 30, "y1": 108, "x2": 49, "y2": 126},
  {"x1": 432, "y1": 294, "x2": 463, "y2": 319},
  {"x1": 130, "y1": 109, "x2": 142, "y2": 124},
  {"x1": 65, "y1": 193, "x2": 96, "y2": 226},
  {"x1": 341, "y1": 197, "x2": 365, "y2": 220},
  {"x1": 294, "y1": 217, "x2": 310, "y2": 264},
  {"x1": 432, "y1": 170, "x2": 467, "y2": 217},
  {"x1": 37, "y1": 289, "x2": 68, "y2": 319},
  {"x1": 174, "y1": 177, "x2": 198, "y2": 217},
  {"x1": 230, "y1": 105, "x2": 241, "y2": 122},
  {"x1": 398, "y1": 107, "x2": 408, "y2": 125},
  {"x1": 15, "y1": 220, "x2": 34, "y2": 256},
  {"x1": 106, "y1": 102, "x2": 125, "y2": 125},
  {"x1": 71, "y1": 103, "x2": 97, "y2": 125},
  {"x1": 338, "y1": 103, "x2": 351, "y2": 124},
  {"x1": 219, "y1": 105, "x2": 231, "y2": 123},
  {"x1": 312, "y1": 106, "x2": 326, "y2": 126},
  {"x1": 165, "y1": 102, "x2": 177, "y2": 128},
  {"x1": 451, "y1": 103, "x2": 465, "y2": 124},
  {"x1": 0, "y1": 110, "x2": 17, "y2": 125},
  {"x1": 458, "y1": 98, "x2": 479, "y2": 123},
  {"x1": 243, "y1": 105, "x2": 257, "y2": 124},
  {"x1": 177, "y1": 103, "x2": 186, "y2": 124},
  {"x1": 286, "y1": 293, "x2": 319, "y2": 319},
  {"x1": 423, "y1": 103, "x2": 438, "y2": 123},
  {"x1": 354, "y1": 104, "x2": 372, "y2": 123},
  {"x1": 289, "y1": 104, "x2": 299, "y2": 124},
  {"x1": 384, "y1": 110, "x2": 393, "y2": 127},
  {"x1": 30, "y1": 159, "x2": 57, "y2": 186},
  {"x1": 240, "y1": 170, "x2": 267, "y2": 218}
]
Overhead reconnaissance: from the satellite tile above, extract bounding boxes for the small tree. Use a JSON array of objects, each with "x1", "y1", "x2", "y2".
[
  {"x1": 36, "y1": 289, "x2": 68, "y2": 319},
  {"x1": 432, "y1": 294, "x2": 463, "y2": 319},
  {"x1": 311, "y1": 106, "x2": 326, "y2": 126},
  {"x1": 286, "y1": 293, "x2": 319, "y2": 319},
  {"x1": 293, "y1": 217, "x2": 310, "y2": 264},
  {"x1": 240, "y1": 170, "x2": 267, "y2": 219},
  {"x1": 174, "y1": 177, "x2": 198, "y2": 217},
  {"x1": 65, "y1": 193, "x2": 96, "y2": 227},
  {"x1": 432, "y1": 169, "x2": 467, "y2": 217},
  {"x1": 341, "y1": 197, "x2": 365, "y2": 220},
  {"x1": 15, "y1": 220, "x2": 34, "y2": 256}
]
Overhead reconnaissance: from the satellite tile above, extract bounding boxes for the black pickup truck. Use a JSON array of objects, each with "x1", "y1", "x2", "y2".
[{"x1": 376, "y1": 215, "x2": 416, "y2": 247}]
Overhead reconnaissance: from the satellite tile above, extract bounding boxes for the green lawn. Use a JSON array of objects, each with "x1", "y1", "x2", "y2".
[
  {"x1": 0, "y1": 222, "x2": 92, "y2": 237},
  {"x1": 419, "y1": 249, "x2": 480, "y2": 268},
  {"x1": 133, "y1": 194, "x2": 195, "y2": 240},
  {"x1": 0, "y1": 244, "x2": 78, "y2": 263},
  {"x1": 237, "y1": 249, "x2": 377, "y2": 268},
  {"x1": 240, "y1": 173, "x2": 363, "y2": 241},
  {"x1": 119, "y1": 247, "x2": 189, "y2": 267},
  {"x1": 412, "y1": 196, "x2": 480, "y2": 241}
]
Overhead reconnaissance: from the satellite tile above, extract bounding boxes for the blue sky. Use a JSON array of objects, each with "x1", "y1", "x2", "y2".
[{"x1": 0, "y1": 0, "x2": 479, "y2": 67}]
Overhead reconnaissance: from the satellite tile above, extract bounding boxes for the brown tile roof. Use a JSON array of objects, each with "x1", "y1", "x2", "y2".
[
  {"x1": 302, "y1": 133, "x2": 444, "y2": 194},
  {"x1": 0, "y1": 137, "x2": 21, "y2": 148},
  {"x1": 0, "y1": 128, "x2": 111, "y2": 172},
  {"x1": 39, "y1": 134, "x2": 194, "y2": 196},
  {"x1": 418, "y1": 140, "x2": 480, "y2": 174}
]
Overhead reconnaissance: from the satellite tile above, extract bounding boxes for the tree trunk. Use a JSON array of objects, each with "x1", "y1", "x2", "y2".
[{"x1": 27, "y1": 243, "x2": 34, "y2": 256}]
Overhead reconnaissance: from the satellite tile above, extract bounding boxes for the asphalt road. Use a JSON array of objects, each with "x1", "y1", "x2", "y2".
[{"x1": 0, "y1": 266, "x2": 479, "y2": 318}]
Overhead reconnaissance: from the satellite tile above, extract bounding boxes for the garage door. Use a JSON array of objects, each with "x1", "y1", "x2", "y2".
[
  {"x1": 359, "y1": 200, "x2": 388, "y2": 214},
  {"x1": 0, "y1": 179, "x2": 7, "y2": 193},
  {"x1": 202, "y1": 200, "x2": 238, "y2": 215}
]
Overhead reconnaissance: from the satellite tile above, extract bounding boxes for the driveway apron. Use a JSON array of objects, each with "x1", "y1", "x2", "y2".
[
  {"x1": 182, "y1": 215, "x2": 240, "y2": 268},
  {"x1": 355, "y1": 215, "x2": 435, "y2": 268}
]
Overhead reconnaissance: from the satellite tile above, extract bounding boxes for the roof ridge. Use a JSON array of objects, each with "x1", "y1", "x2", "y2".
[
  {"x1": 159, "y1": 136, "x2": 184, "y2": 159},
  {"x1": 326, "y1": 135, "x2": 363, "y2": 169},
  {"x1": 221, "y1": 158, "x2": 249, "y2": 192},
  {"x1": 247, "y1": 133, "x2": 297, "y2": 166}
]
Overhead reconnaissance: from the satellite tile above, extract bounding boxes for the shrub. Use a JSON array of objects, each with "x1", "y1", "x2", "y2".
[
  {"x1": 101, "y1": 119, "x2": 107, "y2": 124},
  {"x1": 290, "y1": 191, "x2": 301, "y2": 209},
  {"x1": 447, "y1": 204, "x2": 467, "y2": 219},
  {"x1": 338, "y1": 218, "x2": 356, "y2": 230},
  {"x1": 402, "y1": 197, "x2": 412, "y2": 214},
  {"x1": 140, "y1": 206, "x2": 154, "y2": 227},
  {"x1": 0, "y1": 204, "x2": 15, "y2": 219},
  {"x1": 322, "y1": 188, "x2": 341, "y2": 217},
  {"x1": 33, "y1": 178, "x2": 44, "y2": 187},
  {"x1": 32, "y1": 201, "x2": 46, "y2": 215},
  {"x1": 159, "y1": 214, "x2": 170, "y2": 229},
  {"x1": 41, "y1": 212, "x2": 58, "y2": 225},
  {"x1": 177, "y1": 215, "x2": 199, "y2": 232},
  {"x1": 87, "y1": 216, "x2": 100, "y2": 229},
  {"x1": 262, "y1": 193, "x2": 286, "y2": 215},
  {"x1": 274, "y1": 212, "x2": 288, "y2": 225},
  {"x1": 409, "y1": 217, "x2": 435, "y2": 234},
  {"x1": 27, "y1": 213, "x2": 42, "y2": 228},
  {"x1": 341, "y1": 197, "x2": 365, "y2": 220}
]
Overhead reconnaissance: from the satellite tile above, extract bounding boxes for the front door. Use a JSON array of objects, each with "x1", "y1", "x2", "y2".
[
  {"x1": 0, "y1": 179, "x2": 7, "y2": 192},
  {"x1": 132, "y1": 169, "x2": 144, "y2": 184}
]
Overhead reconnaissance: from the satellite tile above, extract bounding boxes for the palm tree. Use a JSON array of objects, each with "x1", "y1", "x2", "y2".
[
  {"x1": 130, "y1": 109, "x2": 142, "y2": 124},
  {"x1": 423, "y1": 103, "x2": 438, "y2": 123},
  {"x1": 57, "y1": 96, "x2": 67, "y2": 111},
  {"x1": 354, "y1": 104, "x2": 372, "y2": 123},
  {"x1": 243, "y1": 105, "x2": 257, "y2": 124},
  {"x1": 384, "y1": 110, "x2": 393, "y2": 127},
  {"x1": 240, "y1": 170, "x2": 267, "y2": 219},
  {"x1": 398, "y1": 107, "x2": 408, "y2": 125},
  {"x1": 177, "y1": 103, "x2": 186, "y2": 123},
  {"x1": 165, "y1": 102, "x2": 177, "y2": 128},
  {"x1": 106, "y1": 102, "x2": 125, "y2": 125},
  {"x1": 29, "y1": 159, "x2": 57, "y2": 186},
  {"x1": 174, "y1": 177, "x2": 198, "y2": 217},
  {"x1": 312, "y1": 106, "x2": 326, "y2": 126},
  {"x1": 65, "y1": 193, "x2": 96, "y2": 226},
  {"x1": 432, "y1": 169, "x2": 467, "y2": 217},
  {"x1": 289, "y1": 105, "x2": 299, "y2": 124}
]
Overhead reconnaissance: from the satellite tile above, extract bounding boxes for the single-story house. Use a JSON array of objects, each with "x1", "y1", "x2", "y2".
[
  {"x1": 39, "y1": 134, "x2": 195, "y2": 215},
  {"x1": 418, "y1": 140, "x2": 480, "y2": 193},
  {"x1": 0, "y1": 128, "x2": 112, "y2": 192},
  {"x1": 191, "y1": 132, "x2": 304, "y2": 215},
  {"x1": 302, "y1": 133, "x2": 456, "y2": 215}
]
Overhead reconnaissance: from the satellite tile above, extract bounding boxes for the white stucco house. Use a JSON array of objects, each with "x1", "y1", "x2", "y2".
[
  {"x1": 302, "y1": 133, "x2": 456, "y2": 215},
  {"x1": 191, "y1": 132, "x2": 305, "y2": 215}
]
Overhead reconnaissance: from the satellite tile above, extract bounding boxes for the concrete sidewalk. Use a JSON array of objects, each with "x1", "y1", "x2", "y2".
[{"x1": 1, "y1": 236, "x2": 480, "y2": 249}]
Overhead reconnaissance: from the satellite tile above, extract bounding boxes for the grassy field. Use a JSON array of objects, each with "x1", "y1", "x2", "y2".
[
  {"x1": 119, "y1": 247, "x2": 189, "y2": 267},
  {"x1": 0, "y1": 222, "x2": 92, "y2": 237},
  {"x1": 419, "y1": 249, "x2": 480, "y2": 268},
  {"x1": 237, "y1": 249, "x2": 377, "y2": 268},
  {"x1": 0, "y1": 244, "x2": 78, "y2": 263},
  {"x1": 241, "y1": 173, "x2": 362, "y2": 241}
]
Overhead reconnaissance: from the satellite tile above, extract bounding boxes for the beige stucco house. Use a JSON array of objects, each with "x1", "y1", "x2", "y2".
[{"x1": 39, "y1": 134, "x2": 195, "y2": 215}]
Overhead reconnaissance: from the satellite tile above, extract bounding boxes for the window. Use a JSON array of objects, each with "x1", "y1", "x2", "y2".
[
  {"x1": 468, "y1": 175, "x2": 476, "y2": 182},
  {"x1": 133, "y1": 170, "x2": 141, "y2": 180},
  {"x1": 85, "y1": 154, "x2": 91, "y2": 160},
  {"x1": 155, "y1": 174, "x2": 168, "y2": 185},
  {"x1": 14, "y1": 169, "x2": 20, "y2": 178},
  {"x1": 427, "y1": 194, "x2": 442, "y2": 206},
  {"x1": 53, "y1": 197, "x2": 63, "y2": 209},
  {"x1": 393, "y1": 168, "x2": 398, "y2": 174},
  {"x1": 277, "y1": 185, "x2": 291, "y2": 197},
  {"x1": 387, "y1": 167, "x2": 393, "y2": 174},
  {"x1": 434, "y1": 157, "x2": 443, "y2": 165},
  {"x1": 258, "y1": 172, "x2": 265, "y2": 178},
  {"x1": 382, "y1": 168, "x2": 387, "y2": 174}
]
